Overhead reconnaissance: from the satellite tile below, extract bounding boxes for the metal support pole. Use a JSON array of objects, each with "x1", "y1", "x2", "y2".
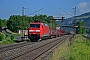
[
  {"x1": 22, "y1": 7, "x2": 25, "y2": 39},
  {"x1": 74, "y1": 7, "x2": 76, "y2": 24},
  {"x1": 50, "y1": 20, "x2": 52, "y2": 35},
  {"x1": 73, "y1": 7, "x2": 76, "y2": 32}
]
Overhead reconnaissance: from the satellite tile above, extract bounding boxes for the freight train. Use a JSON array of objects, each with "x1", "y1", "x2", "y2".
[{"x1": 28, "y1": 21, "x2": 65, "y2": 42}]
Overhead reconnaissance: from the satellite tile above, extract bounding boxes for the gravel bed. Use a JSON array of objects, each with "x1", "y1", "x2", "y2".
[{"x1": 0, "y1": 35, "x2": 69, "y2": 60}]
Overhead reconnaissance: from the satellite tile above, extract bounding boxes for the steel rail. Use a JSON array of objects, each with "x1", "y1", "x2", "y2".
[{"x1": 4, "y1": 35, "x2": 69, "y2": 60}]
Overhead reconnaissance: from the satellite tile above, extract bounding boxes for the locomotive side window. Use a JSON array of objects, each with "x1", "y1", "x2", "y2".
[{"x1": 30, "y1": 24, "x2": 40, "y2": 28}]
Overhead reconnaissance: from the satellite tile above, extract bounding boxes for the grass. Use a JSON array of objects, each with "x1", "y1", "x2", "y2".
[
  {"x1": 0, "y1": 37, "x2": 15, "y2": 45},
  {"x1": 68, "y1": 34, "x2": 90, "y2": 60},
  {"x1": 6, "y1": 29, "x2": 22, "y2": 36},
  {"x1": 0, "y1": 29, "x2": 28, "y2": 45},
  {"x1": 49, "y1": 34, "x2": 90, "y2": 60},
  {"x1": 0, "y1": 32, "x2": 16, "y2": 46},
  {"x1": 48, "y1": 38, "x2": 70, "y2": 60}
]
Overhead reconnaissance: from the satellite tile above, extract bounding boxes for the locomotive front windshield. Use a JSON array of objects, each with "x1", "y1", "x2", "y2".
[{"x1": 30, "y1": 24, "x2": 40, "y2": 28}]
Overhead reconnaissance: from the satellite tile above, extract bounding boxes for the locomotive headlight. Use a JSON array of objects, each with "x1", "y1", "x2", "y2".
[
  {"x1": 36, "y1": 30, "x2": 40, "y2": 32},
  {"x1": 29, "y1": 30, "x2": 33, "y2": 32}
]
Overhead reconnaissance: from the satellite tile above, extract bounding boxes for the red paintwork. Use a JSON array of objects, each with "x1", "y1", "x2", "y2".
[
  {"x1": 28, "y1": 22, "x2": 49, "y2": 39},
  {"x1": 49, "y1": 28, "x2": 57, "y2": 36},
  {"x1": 60, "y1": 30, "x2": 65, "y2": 35}
]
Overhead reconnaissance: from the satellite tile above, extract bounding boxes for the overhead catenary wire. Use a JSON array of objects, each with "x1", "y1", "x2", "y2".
[
  {"x1": 10, "y1": 0, "x2": 32, "y2": 11},
  {"x1": 59, "y1": 8, "x2": 73, "y2": 17},
  {"x1": 28, "y1": 8, "x2": 43, "y2": 15},
  {"x1": 10, "y1": 0, "x2": 23, "y2": 7},
  {"x1": 10, "y1": 0, "x2": 43, "y2": 15},
  {"x1": 22, "y1": 0, "x2": 38, "y2": 9},
  {"x1": 22, "y1": 0, "x2": 43, "y2": 15},
  {"x1": 49, "y1": 0, "x2": 73, "y2": 17},
  {"x1": 43, "y1": 0, "x2": 58, "y2": 14}
]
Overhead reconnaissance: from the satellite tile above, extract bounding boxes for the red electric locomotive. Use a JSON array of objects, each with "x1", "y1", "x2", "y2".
[
  {"x1": 28, "y1": 21, "x2": 50, "y2": 41},
  {"x1": 28, "y1": 21, "x2": 65, "y2": 42}
]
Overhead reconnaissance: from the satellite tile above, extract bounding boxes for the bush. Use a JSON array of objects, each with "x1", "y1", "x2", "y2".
[
  {"x1": 2, "y1": 37, "x2": 14, "y2": 44},
  {"x1": 0, "y1": 33, "x2": 5, "y2": 41},
  {"x1": 11, "y1": 34, "x2": 14, "y2": 40}
]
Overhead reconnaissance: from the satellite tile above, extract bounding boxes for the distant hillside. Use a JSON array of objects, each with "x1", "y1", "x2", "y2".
[
  {"x1": 76, "y1": 12, "x2": 90, "y2": 26},
  {"x1": 57, "y1": 12, "x2": 90, "y2": 26}
]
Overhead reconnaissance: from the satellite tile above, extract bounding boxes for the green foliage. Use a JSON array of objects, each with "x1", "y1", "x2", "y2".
[
  {"x1": 1, "y1": 37, "x2": 14, "y2": 45},
  {"x1": 48, "y1": 34, "x2": 90, "y2": 60},
  {"x1": 0, "y1": 33, "x2": 5, "y2": 41},
  {"x1": 0, "y1": 18, "x2": 7, "y2": 27},
  {"x1": 12, "y1": 33, "x2": 22, "y2": 36},
  {"x1": 7, "y1": 15, "x2": 22, "y2": 32},
  {"x1": 0, "y1": 33, "x2": 15, "y2": 45},
  {"x1": 68, "y1": 34, "x2": 90, "y2": 60},
  {"x1": 76, "y1": 20, "x2": 86, "y2": 34},
  {"x1": 52, "y1": 20, "x2": 57, "y2": 28},
  {"x1": 11, "y1": 34, "x2": 14, "y2": 40}
]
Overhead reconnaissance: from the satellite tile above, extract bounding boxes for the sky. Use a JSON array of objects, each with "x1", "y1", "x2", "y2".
[{"x1": 0, "y1": 0, "x2": 90, "y2": 19}]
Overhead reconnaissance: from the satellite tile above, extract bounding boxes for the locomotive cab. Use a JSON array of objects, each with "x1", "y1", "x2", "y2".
[
  {"x1": 28, "y1": 22, "x2": 41, "y2": 41},
  {"x1": 28, "y1": 21, "x2": 50, "y2": 42}
]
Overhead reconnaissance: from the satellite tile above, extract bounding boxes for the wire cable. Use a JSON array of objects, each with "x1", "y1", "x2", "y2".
[
  {"x1": 49, "y1": 0, "x2": 73, "y2": 17},
  {"x1": 21, "y1": 0, "x2": 38, "y2": 10},
  {"x1": 43, "y1": 0, "x2": 58, "y2": 14},
  {"x1": 28, "y1": 8, "x2": 43, "y2": 15},
  {"x1": 59, "y1": 8, "x2": 73, "y2": 17},
  {"x1": 10, "y1": 0, "x2": 43, "y2": 15},
  {"x1": 10, "y1": 0, "x2": 23, "y2": 7}
]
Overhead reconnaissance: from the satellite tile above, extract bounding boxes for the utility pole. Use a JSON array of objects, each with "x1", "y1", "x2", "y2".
[
  {"x1": 73, "y1": 7, "x2": 76, "y2": 24},
  {"x1": 72, "y1": 7, "x2": 76, "y2": 37},
  {"x1": 22, "y1": 7, "x2": 26, "y2": 38},
  {"x1": 72, "y1": 7, "x2": 76, "y2": 32}
]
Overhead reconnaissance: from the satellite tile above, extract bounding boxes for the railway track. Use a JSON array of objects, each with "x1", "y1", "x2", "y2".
[
  {"x1": 0, "y1": 41, "x2": 37, "y2": 59},
  {"x1": 0, "y1": 42, "x2": 35, "y2": 53},
  {"x1": 0, "y1": 35, "x2": 73, "y2": 60}
]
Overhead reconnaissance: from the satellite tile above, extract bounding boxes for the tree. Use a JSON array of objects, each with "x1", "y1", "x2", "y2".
[
  {"x1": 7, "y1": 15, "x2": 22, "y2": 32},
  {"x1": 76, "y1": 20, "x2": 86, "y2": 34},
  {"x1": 0, "y1": 18, "x2": 7, "y2": 27},
  {"x1": 0, "y1": 33, "x2": 5, "y2": 41}
]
